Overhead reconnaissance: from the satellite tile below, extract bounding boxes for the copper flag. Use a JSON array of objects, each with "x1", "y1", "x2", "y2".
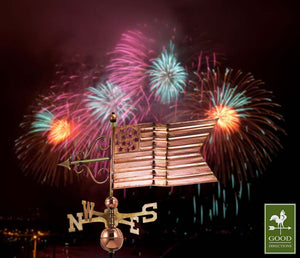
[{"x1": 113, "y1": 118, "x2": 218, "y2": 189}]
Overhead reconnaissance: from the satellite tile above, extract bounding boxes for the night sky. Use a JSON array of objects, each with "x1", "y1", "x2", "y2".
[{"x1": 0, "y1": 0, "x2": 299, "y2": 256}]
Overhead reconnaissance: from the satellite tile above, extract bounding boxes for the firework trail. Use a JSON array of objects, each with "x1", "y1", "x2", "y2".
[
  {"x1": 15, "y1": 57, "x2": 105, "y2": 186},
  {"x1": 106, "y1": 30, "x2": 156, "y2": 121},
  {"x1": 50, "y1": 54, "x2": 104, "y2": 87},
  {"x1": 180, "y1": 67, "x2": 285, "y2": 185},
  {"x1": 15, "y1": 92, "x2": 82, "y2": 186}
]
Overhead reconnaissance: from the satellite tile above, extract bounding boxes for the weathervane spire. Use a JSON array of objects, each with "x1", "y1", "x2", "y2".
[{"x1": 109, "y1": 112, "x2": 117, "y2": 197}]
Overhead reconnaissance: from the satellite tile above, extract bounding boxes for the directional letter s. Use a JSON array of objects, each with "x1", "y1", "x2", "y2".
[{"x1": 142, "y1": 202, "x2": 157, "y2": 223}]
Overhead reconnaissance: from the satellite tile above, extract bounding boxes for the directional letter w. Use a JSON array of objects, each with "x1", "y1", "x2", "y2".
[{"x1": 82, "y1": 200, "x2": 95, "y2": 221}]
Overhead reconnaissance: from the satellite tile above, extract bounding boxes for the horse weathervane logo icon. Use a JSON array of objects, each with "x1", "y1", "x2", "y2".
[
  {"x1": 264, "y1": 204, "x2": 296, "y2": 254},
  {"x1": 269, "y1": 210, "x2": 291, "y2": 235}
]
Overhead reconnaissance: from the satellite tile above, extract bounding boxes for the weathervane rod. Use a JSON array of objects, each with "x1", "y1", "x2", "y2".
[{"x1": 109, "y1": 112, "x2": 117, "y2": 197}]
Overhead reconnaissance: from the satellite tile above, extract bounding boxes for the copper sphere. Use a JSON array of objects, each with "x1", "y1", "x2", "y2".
[
  {"x1": 100, "y1": 227, "x2": 123, "y2": 252},
  {"x1": 109, "y1": 112, "x2": 117, "y2": 123},
  {"x1": 105, "y1": 196, "x2": 119, "y2": 209}
]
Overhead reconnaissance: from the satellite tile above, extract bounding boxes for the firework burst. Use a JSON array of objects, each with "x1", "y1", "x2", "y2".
[
  {"x1": 205, "y1": 82, "x2": 252, "y2": 135},
  {"x1": 15, "y1": 92, "x2": 82, "y2": 186},
  {"x1": 83, "y1": 81, "x2": 136, "y2": 133},
  {"x1": 180, "y1": 67, "x2": 285, "y2": 184},
  {"x1": 147, "y1": 41, "x2": 187, "y2": 104},
  {"x1": 32, "y1": 109, "x2": 72, "y2": 145},
  {"x1": 106, "y1": 30, "x2": 155, "y2": 120},
  {"x1": 14, "y1": 56, "x2": 104, "y2": 186}
]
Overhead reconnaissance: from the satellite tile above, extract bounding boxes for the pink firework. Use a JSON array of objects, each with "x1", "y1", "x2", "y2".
[{"x1": 106, "y1": 30, "x2": 157, "y2": 122}]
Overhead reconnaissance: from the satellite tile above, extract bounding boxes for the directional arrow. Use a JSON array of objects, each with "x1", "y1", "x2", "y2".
[
  {"x1": 269, "y1": 226, "x2": 291, "y2": 230},
  {"x1": 58, "y1": 156, "x2": 110, "y2": 170}
]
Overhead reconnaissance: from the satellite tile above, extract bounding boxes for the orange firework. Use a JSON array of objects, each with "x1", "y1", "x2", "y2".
[
  {"x1": 178, "y1": 67, "x2": 285, "y2": 185},
  {"x1": 15, "y1": 93, "x2": 83, "y2": 186},
  {"x1": 48, "y1": 119, "x2": 71, "y2": 145},
  {"x1": 206, "y1": 105, "x2": 240, "y2": 134}
]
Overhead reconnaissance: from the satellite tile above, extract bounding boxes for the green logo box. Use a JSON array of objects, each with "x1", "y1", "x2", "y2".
[{"x1": 264, "y1": 203, "x2": 296, "y2": 254}]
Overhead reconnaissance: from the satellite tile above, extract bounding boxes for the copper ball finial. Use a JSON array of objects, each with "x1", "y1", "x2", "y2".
[
  {"x1": 105, "y1": 196, "x2": 119, "y2": 209},
  {"x1": 110, "y1": 112, "x2": 117, "y2": 123},
  {"x1": 100, "y1": 227, "x2": 124, "y2": 253}
]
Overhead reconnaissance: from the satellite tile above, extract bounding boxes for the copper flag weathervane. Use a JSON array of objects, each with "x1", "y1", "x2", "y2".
[{"x1": 58, "y1": 112, "x2": 218, "y2": 257}]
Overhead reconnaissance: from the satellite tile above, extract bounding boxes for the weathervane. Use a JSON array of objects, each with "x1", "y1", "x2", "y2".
[{"x1": 59, "y1": 112, "x2": 218, "y2": 257}]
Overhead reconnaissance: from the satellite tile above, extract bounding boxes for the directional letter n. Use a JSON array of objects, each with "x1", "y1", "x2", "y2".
[{"x1": 67, "y1": 212, "x2": 83, "y2": 232}]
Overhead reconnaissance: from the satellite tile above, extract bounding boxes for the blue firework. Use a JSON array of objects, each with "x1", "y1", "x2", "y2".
[
  {"x1": 147, "y1": 41, "x2": 187, "y2": 104},
  {"x1": 85, "y1": 81, "x2": 135, "y2": 126},
  {"x1": 30, "y1": 109, "x2": 54, "y2": 133}
]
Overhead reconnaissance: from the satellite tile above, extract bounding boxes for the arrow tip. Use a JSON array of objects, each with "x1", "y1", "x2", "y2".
[{"x1": 58, "y1": 158, "x2": 71, "y2": 170}]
